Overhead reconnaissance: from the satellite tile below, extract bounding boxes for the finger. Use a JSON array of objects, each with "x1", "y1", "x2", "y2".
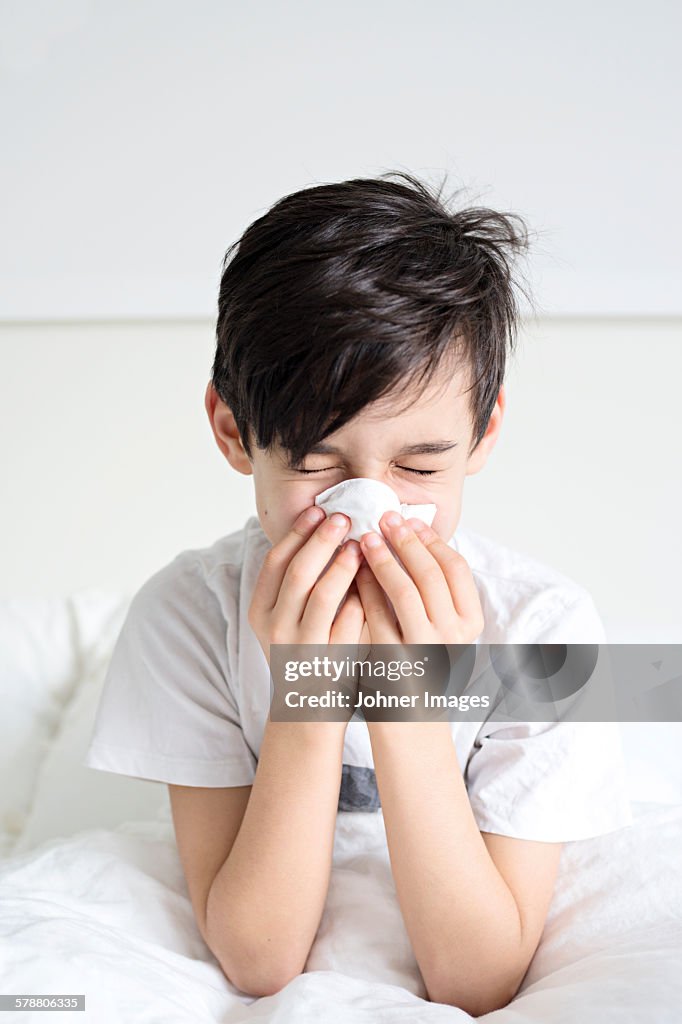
[
  {"x1": 404, "y1": 518, "x2": 483, "y2": 623},
  {"x1": 251, "y1": 505, "x2": 328, "y2": 614},
  {"x1": 378, "y1": 512, "x2": 455, "y2": 623},
  {"x1": 274, "y1": 511, "x2": 353, "y2": 623},
  {"x1": 331, "y1": 577, "x2": 360, "y2": 627},
  {"x1": 330, "y1": 579, "x2": 367, "y2": 645},
  {"x1": 299, "y1": 539, "x2": 364, "y2": 639},
  {"x1": 353, "y1": 598, "x2": 373, "y2": 656},
  {"x1": 358, "y1": 528, "x2": 430, "y2": 635},
  {"x1": 355, "y1": 562, "x2": 402, "y2": 643}
]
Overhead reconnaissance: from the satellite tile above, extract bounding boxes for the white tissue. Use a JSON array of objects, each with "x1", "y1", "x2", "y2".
[{"x1": 314, "y1": 478, "x2": 437, "y2": 543}]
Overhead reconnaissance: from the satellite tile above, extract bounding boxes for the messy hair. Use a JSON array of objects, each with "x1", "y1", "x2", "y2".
[{"x1": 211, "y1": 170, "x2": 537, "y2": 466}]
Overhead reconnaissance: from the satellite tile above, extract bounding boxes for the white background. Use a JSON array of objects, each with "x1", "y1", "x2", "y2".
[
  {"x1": 1, "y1": 0, "x2": 681, "y2": 318},
  {"x1": 1, "y1": 1, "x2": 680, "y2": 642}
]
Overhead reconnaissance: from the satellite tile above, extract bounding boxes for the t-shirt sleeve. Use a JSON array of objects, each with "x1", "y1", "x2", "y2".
[
  {"x1": 465, "y1": 587, "x2": 634, "y2": 842},
  {"x1": 83, "y1": 556, "x2": 257, "y2": 788}
]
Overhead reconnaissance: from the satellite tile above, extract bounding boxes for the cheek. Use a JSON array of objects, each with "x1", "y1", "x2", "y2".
[
  {"x1": 258, "y1": 483, "x2": 327, "y2": 543},
  {"x1": 291, "y1": 479, "x2": 335, "y2": 510},
  {"x1": 429, "y1": 492, "x2": 462, "y2": 541}
]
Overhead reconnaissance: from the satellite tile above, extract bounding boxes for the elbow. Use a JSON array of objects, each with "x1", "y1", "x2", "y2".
[
  {"x1": 204, "y1": 890, "x2": 306, "y2": 996},
  {"x1": 206, "y1": 927, "x2": 305, "y2": 997},
  {"x1": 425, "y1": 963, "x2": 526, "y2": 1017},
  {"x1": 423, "y1": 912, "x2": 531, "y2": 1015},
  {"x1": 222, "y1": 958, "x2": 303, "y2": 998},
  {"x1": 426, "y1": 981, "x2": 518, "y2": 1018},
  {"x1": 228, "y1": 954, "x2": 303, "y2": 995}
]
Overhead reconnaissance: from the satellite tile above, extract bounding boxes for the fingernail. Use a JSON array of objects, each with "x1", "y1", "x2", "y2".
[
  {"x1": 408, "y1": 518, "x2": 427, "y2": 532},
  {"x1": 330, "y1": 513, "x2": 349, "y2": 529},
  {"x1": 363, "y1": 533, "x2": 383, "y2": 548},
  {"x1": 303, "y1": 506, "x2": 325, "y2": 525}
]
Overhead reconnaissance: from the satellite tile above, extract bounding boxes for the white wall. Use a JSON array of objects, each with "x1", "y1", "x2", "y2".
[
  {"x1": 1, "y1": 0, "x2": 680, "y2": 319},
  {"x1": 1, "y1": 317, "x2": 680, "y2": 643}
]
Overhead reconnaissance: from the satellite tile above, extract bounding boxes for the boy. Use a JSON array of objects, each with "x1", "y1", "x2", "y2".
[{"x1": 84, "y1": 172, "x2": 632, "y2": 1016}]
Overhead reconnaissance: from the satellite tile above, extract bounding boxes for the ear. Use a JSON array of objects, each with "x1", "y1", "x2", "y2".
[
  {"x1": 465, "y1": 384, "x2": 505, "y2": 477},
  {"x1": 204, "y1": 382, "x2": 253, "y2": 476}
]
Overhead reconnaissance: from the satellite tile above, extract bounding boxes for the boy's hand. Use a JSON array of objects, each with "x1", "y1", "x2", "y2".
[
  {"x1": 248, "y1": 506, "x2": 367, "y2": 668},
  {"x1": 355, "y1": 513, "x2": 484, "y2": 646}
]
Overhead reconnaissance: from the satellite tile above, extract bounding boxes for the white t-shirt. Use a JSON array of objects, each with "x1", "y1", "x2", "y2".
[{"x1": 84, "y1": 515, "x2": 633, "y2": 842}]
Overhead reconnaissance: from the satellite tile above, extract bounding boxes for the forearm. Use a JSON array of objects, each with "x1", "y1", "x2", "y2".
[
  {"x1": 206, "y1": 718, "x2": 345, "y2": 995},
  {"x1": 368, "y1": 720, "x2": 525, "y2": 1015}
]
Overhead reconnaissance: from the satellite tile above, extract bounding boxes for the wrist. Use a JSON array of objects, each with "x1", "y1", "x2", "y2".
[
  {"x1": 367, "y1": 718, "x2": 452, "y2": 746},
  {"x1": 265, "y1": 715, "x2": 348, "y2": 749}
]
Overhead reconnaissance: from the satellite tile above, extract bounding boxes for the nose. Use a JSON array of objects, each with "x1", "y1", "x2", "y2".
[
  {"x1": 336, "y1": 472, "x2": 392, "y2": 488},
  {"x1": 333, "y1": 473, "x2": 415, "y2": 502}
]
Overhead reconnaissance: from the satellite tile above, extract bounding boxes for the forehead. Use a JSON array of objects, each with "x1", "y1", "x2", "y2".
[
  {"x1": 335, "y1": 361, "x2": 471, "y2": 440},
  {"x1": 268, "y1": 357, "x2": 474, "y2": 468}
]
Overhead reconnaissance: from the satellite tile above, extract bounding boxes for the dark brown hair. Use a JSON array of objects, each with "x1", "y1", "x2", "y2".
[{"x1": 211, "y1": 171, "x2": 537, "y2": 466}]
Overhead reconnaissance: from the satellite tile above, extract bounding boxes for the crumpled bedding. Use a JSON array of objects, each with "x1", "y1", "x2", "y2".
[{"x1": 0, "y1": 800, "x2": 680, "y2": 1023}]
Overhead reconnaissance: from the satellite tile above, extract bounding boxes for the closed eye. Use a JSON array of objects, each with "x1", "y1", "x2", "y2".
[{"x1": 296, "y1": 467, "x2": 437, "y2": 476}]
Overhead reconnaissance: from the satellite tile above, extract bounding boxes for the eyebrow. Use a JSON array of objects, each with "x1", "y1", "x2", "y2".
[{"x1": 287, "y1": 440, "x2": 458, "y2": 468}]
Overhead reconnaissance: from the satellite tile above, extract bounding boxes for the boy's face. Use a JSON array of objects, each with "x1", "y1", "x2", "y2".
[{"x1": 205, "y1": 360, "x2": 504, "y2": 547}]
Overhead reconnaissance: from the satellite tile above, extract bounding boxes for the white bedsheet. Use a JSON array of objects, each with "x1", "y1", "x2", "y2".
[{"x1": 0, "y1": 800, "x2": 680, "y2": 1023}]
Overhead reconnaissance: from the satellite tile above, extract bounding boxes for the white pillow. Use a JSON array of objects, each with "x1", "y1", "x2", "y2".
[
  {"x1": 13, "y1": 590, "x2": 169, "y2": 854},
  {"x1": 0, "y1": 597, "x2": 80, "y2": 855}
]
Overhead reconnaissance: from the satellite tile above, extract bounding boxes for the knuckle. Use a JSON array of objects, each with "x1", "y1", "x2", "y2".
[
  {"x1": 356, "y1": 566, "x2": 373, "y2": 586},
  {"x1": 421, "y1": 562, "x2": 443, "y2": 584},
  {"x1": 291, "y1": 519, "x2": 313, "y2": 540},
  {"x1": 312, "y1": 575, "x2": 338, "y2": 604},
  {"x1": 270, "y1": 624, "x2": 288, "y2": 646},
  {"x1": 263, "y1": 549, "x2": 281, "y2": 574},
  {"x1": 286, "y1": 563, "x2": 309, "y2": 588},
  {"x1": 443, "y1": 550, "x2": 467, "y2": 573},
  {"x1": 365, "y1": 599, "x2": 384, "y2": 617},
  {"x1": 367, "y1": 554, "x2": 389, "y2": 574},
  {"x1": 393, "y1": 581, "x2": 415, "y2": 603},
  {"x1": 311, "y1": 518, "x2": 335, "y2": 539},
  {"x1": 334, "y1": 549, "x2": 361, "y2": 575}
]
